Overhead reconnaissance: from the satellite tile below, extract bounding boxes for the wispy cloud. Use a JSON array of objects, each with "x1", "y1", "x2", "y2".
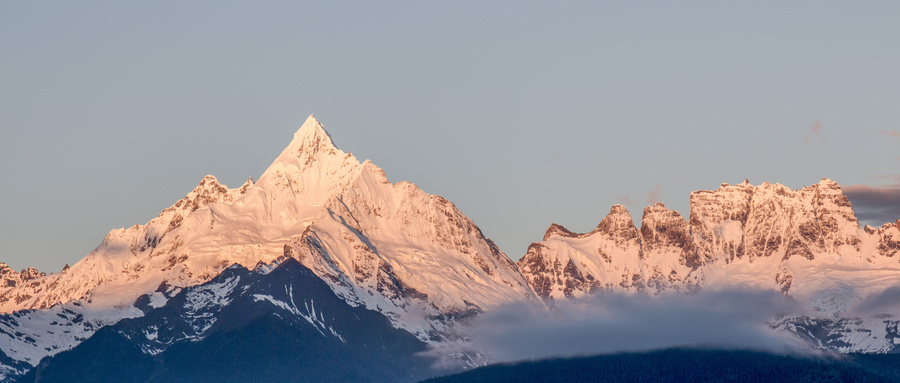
[
  {"x1": 843, "y1": 184, "x2": 900, "y2": 226},
  {"x1": 645, "y1": 183, "x2": 662, "y2": 204},
  {"x1": 879, "y1": 130, "x2": 900, "y2": 138},
  {"x1": 801, "y1": 120, "x2": 822, "y2": 146},
  {"x1": 464, "y1": 290, "x2": 811, "y2": 363}
]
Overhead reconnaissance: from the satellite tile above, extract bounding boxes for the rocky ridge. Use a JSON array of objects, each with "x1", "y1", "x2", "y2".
[
  {"x1": 519, "y1": 179, "x2": 900, "y2": 301},
  {"x1": 518, "y1": 203, "x2": 702, "y2": 299},
  {"x1": 0, "y1": 264, "x2": 45, "y2": 293},
  {"x1": 517, "y1": 179, "x2": 900, "y2": 352}
]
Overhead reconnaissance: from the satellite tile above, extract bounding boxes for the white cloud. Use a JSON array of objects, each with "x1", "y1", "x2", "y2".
[{"x1": 464, "y1": 289, "x2": 814, "y2": 363}]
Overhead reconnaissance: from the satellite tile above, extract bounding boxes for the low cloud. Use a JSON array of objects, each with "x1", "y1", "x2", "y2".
[
  {"x1": 843, "y1": 184, "x2": 900, "y2": 226},
  {"x1": 851, "y1": 286, "x2": 900, "y2": 315},
  {"x1": 464, "y1": 290, "x2": 811, "y2": 363},
  {"x1": 801, "y1": 121, "x2": 822, "y2": 145}
]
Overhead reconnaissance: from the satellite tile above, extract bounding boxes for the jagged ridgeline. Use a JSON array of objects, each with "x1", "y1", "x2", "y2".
[
  {"x1": 517, "y1": 179, "x2": 900, "y2": 354},
  {"x1": 2, "y1": 115, "x2": 900, "y2": 381},
  {"x1": 519, "y1": 179, "x2": 900, "y2": 300}
]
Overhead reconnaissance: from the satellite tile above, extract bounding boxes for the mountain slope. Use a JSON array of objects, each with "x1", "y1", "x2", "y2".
[
  {"x1": 18, "y1": 258, "x2": 436, "y2": 383},
  {"x1": 287, "y1": 160, "x2": 538, "y2": 340},
  {"x1": 0, "y1": 300, "x2": 141, "y2": 380}
]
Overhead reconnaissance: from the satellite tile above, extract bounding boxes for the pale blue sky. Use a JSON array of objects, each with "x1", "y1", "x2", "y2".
[{"x1": 2, "y1": 2, "x2": 899, "y2": 272}]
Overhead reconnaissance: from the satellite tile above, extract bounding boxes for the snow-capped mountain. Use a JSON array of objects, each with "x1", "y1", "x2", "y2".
[
  {"x1": 0, "y1": 115, "x2": 538, "y2": 379},
  {"x1": 517, "y1": 179, "x2": 900, "y2": 352},
  {"x1": 0, "y1": 115, "x2": 536, "y2": 319},
  {"x1": 17, "y1": 258, "x2": 435, "y2": 383},
  {"x1": 3, "y1": 113, "x2": 900, "y2": 380}
]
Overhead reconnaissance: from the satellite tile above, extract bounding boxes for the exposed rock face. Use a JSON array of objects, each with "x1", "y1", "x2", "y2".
[
  {"x1": 640, "y1": 203, "x2": 699, "y2": 266},
  {"x1": 639, "y1": 203, "x2": 701, "y2": 292},
  {"x1": 0, "y1": 264, "x2": 46, "y2": 292},
  {"x1": 685, "y1": 179, "x2": 867, "y2": 265},
  {"x1": 542, "y1": 223, "x2": 579, "y2": 241},
  {"x1": 744, "y1": 182, "x2": 823, "y2": 262},
  {"x1": 775, "y1": 266, "x2": 793, "y2": 294},
  {"x1": 866, "y1": 220, "x2": 900, "y2": 258},
  {"x1": 688, "y1": 181, "x2": 754, "y2": 263},
  {"x1": 685, "y1": 178, "x2": 886, "y2": 268},
  {"x1": 813, "y1": 180, "x2": 862, "y2": 253},
  {"x1": 517, "y1": 204, "x2": 700, "y2": 299},
  {"x1": 518, "y1": 243, "x2": 557, "y2": 298},
  {"x1": 596, "y1": 205, "x2": 641, "y2": 249}
]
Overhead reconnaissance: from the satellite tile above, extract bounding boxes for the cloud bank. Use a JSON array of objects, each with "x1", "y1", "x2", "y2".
[
  {"x1": 851, "y1": 286, "x2": 900, "y2": 315},
  {"x1": 465, "y1": 290, "x2": 812, "y2": 363},
  {"x1": 843, "y1": 184, "x2": 900, "y2": 227}
]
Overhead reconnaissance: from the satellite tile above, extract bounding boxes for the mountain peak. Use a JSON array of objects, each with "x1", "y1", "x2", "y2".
[
  {"x1": 543, "y1": 223, "x2": 578, "y2": 241},
  {"x1": 255, "y1": 115, "x2": 354, "y2": 186},
  {"x1": 596, "y1": 205, "x2": 639, "y2": 240},
  {"x1": 191, "y1": 175, "x2": 228, "y2": 196},
  {"x1": 608, "y1": 204, "x2": 628, "y2": 213},
  {"x1": 818, "y1": 177, "x2": 838, "y2": 187},
  {"x1": 293, "y1": 114, "x2": 336, "y2": 148},
  {"x1": 197, "y1": 174, "x2": 222, "y2": 187},
  {"x1": 261, "y1": 114, "x2": 342, "y2": 171}
]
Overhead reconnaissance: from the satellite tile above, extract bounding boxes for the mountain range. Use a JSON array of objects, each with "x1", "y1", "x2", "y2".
[{"x1": 2, "y1": 115, "x2": 899, "y2": 381}]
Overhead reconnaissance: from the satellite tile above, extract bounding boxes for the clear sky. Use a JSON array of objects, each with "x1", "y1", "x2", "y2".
[{"x1": 2, "y1": 2, "x2": 899, "y2": 272}]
